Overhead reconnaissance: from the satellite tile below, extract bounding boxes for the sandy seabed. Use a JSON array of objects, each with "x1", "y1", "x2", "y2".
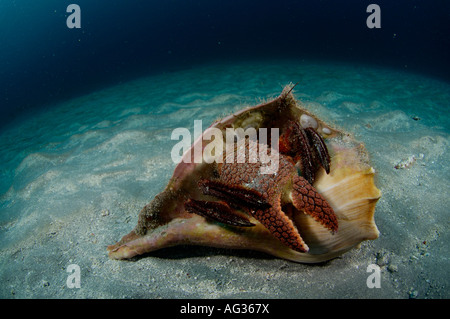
[{"x1": 0, "y1": 60, "x2": 448, "y2": 298}]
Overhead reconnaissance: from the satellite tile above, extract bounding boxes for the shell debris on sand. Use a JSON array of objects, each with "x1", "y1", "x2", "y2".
[{"x1": 394, "y1": 154, "x2": 425, "y2": 169}]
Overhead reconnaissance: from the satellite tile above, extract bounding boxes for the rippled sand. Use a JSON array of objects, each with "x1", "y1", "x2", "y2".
[{"x1": 0, "y1": 61, "x2": 448, "y2": 298}]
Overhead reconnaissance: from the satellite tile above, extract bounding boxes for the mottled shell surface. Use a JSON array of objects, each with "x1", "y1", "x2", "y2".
[{"x1": 107, "y1": 85, "x2": 381, "y2": 263}]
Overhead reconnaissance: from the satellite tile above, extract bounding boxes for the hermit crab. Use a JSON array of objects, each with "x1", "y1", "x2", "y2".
[{"x1": 108, "y1": 84, "x2": 381, "y2": 263}]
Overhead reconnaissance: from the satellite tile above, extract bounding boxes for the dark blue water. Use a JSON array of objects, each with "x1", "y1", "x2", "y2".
[{"x1": 1, "y1": 0, "x2": 449, "y2": 130}]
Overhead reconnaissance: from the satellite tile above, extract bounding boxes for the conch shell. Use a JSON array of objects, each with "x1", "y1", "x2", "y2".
[{"x1": 107, "y1": 85, "x2": 381, "y2": 263}]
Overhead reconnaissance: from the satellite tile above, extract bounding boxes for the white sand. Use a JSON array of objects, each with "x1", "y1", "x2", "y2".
[{"x1": 0, "y1": 60, "x2": 448, "y2": 298}]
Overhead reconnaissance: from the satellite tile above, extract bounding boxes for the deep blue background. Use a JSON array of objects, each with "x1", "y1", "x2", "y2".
[{"x1": 1, "y1": 0, "x2": 449, "y2": 129}]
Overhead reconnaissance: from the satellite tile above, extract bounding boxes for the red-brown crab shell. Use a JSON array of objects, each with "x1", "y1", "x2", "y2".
[{"x1": 107, "y1": 85, "x2": 381, "y2": 263}]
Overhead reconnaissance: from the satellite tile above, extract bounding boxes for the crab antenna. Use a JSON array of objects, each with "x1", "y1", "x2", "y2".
[{"x1": 285, "y1": 82, "x2": 299, "y2": 97}]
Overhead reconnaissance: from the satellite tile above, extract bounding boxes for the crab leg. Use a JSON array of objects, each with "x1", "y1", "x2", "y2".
[
  {"x1": 286, "y1": 122, "x2": 316, "y2": 184},
  {"x1": 304, "y1": 127, "x2": 331, "y2": 174},
  {"x1": 198, "y1": 179, "x2": 271, "y2": 209},
  {"x1": 291, "y1": 175, "x2": 338, "y2": 232},
  {"x1": 251, "y1": 194, "x2": 309, "y2": 253},
  {"x1": 184, "y1": 199, "x2": 255, "y2": 227}
]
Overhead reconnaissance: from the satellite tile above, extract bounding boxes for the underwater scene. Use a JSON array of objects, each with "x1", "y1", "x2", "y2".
[{"x1": 0, "y1": 1, "x2": 449, "y2": 300}]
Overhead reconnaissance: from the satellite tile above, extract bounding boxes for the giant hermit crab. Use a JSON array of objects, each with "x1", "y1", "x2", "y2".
[
  {"x1": 184, "y1": 121, "x2": 338, "y2": 253},
  {"x1": 108, "y1": 84, "x2": 381, "y2": 263}
]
